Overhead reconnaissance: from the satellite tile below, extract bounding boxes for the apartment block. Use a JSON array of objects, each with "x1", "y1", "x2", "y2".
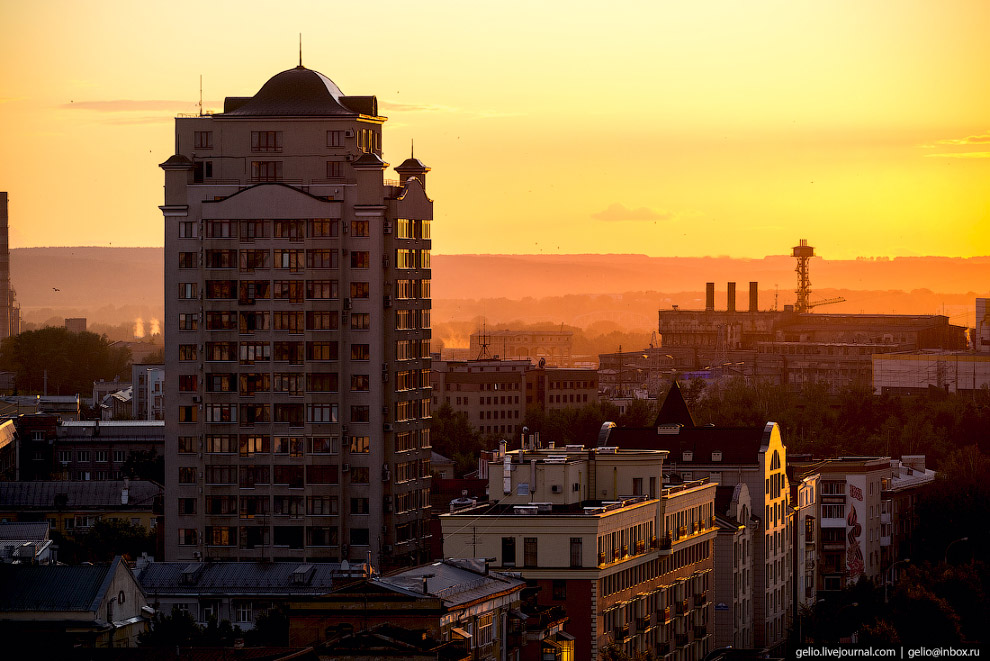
[
  {"x1": 441, "y1": 443, "x2": 716, "y2": 661},
  {"x1": 160, "y1": 63, "x2": 433, "y2": 568},
  {"x1": 609, "y1": 383, "x2": 793, "y2": 653}
]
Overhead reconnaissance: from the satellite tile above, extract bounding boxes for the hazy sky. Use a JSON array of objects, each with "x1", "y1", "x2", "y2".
[{"x1": 1, "y1": 0, "x2": 988, "y2": 258}]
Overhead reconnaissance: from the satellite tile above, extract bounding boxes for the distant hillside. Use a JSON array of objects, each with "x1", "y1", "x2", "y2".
[{"x1": 9, "y1": 248, "x2": 988, "y2": 331}]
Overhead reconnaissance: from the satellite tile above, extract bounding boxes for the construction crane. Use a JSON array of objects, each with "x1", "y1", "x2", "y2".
[{"x1": 806, "y1": 296, "x2": 846, "y2": 311}]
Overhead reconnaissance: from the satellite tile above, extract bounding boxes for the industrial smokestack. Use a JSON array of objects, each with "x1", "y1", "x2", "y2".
[
  {"x1": 727, "y1": 282, "x2": 736, "y2": 312},
  {"x1": 705, "y1": 283, "x2": 715, "y2": 312},
  {"x1": 749, "y1": 282, "x2": 758, "y2": 312}
]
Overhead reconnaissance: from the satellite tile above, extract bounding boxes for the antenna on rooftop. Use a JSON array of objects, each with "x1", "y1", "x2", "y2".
[
  {"x1": 411, "y1": 139, "x2": 414, "y2": 159},
  {"x1": 198, "y1": 75, "x2": 203, "y2": 117},
  {"x1": 299, "y1": 33, "x2": 303, "y2": 67},
  {"x1": 476, "y1": 319, "x2": 491, "y2": 360}
]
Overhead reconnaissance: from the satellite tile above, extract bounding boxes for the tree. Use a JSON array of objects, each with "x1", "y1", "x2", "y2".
[
  {"x1": 431, "y1": 402, "x2": 484, "y2": 476},
  {"x1": 123, "y1": 448, "x2": 165, "y2": 483},
  {"x1": 78, "y1": 518, "x2": 156, "y2": 563},
  {"x1": 0, "y1": 327, "x2": 131, "y2": 395},
  {"x1": 139, "y1": 607, "x2": 202, "y2": 647},
  {"x1": 245, "y1": 606, "x2": 289, "y2": 646}
]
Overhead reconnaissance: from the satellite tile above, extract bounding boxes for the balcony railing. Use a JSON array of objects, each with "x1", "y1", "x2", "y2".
[
  {"x1": 613, "y1": 624, "x2": 630, "y2": 642},
  {"x1": 676, "y1": 599, "x2": 690, "y2": 615},
  {"x1": 693, "y1": 625, "x2": 708, "y2": 639},
  {"x1": 635, "y1": 539, "x2": 646, "y2": 555},
  {"x1": 694, "y1": 591, "x2": 707, "y2": 605}
]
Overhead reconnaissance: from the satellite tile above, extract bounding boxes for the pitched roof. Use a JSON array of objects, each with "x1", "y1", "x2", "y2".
[
  {"x1": 137, "y1": 561, "x2": 368, "y2": 595},
  {"x1": 0, "y1": 522, "x2": 49, "y2": 541},
  {"x1": 0, "y1": 481, "x2": 161, "y2": 509},
  {"x1": 653, "y1": 381, "x2": 695, "y2": 427},
  {"x1": 0, "y1": 557, "x2": 120, "y2": 612},
  {"x1": 608, "y1": 424, "x2": 767, "y2": 465},
  {"x1": 221, "y1": 66, "x2": 366, "y2": 118},
  {"x1": 376, "y1": 560, "x2": 523, "y2": 608}
]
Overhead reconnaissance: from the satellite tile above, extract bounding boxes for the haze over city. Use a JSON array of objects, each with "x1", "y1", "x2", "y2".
[{"x1": 1, "y1": 0, "x2": 988, "y2": 260}]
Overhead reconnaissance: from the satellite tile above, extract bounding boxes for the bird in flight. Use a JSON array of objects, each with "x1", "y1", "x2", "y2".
[{"x1": 52, "y1": 288, "x2": 60, "y2": 292}]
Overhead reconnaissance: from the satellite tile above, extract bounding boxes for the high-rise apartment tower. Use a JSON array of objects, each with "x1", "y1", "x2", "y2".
[
  {"x1": 160, "y1": 65, "x2": 433, "y2": 569},
  {"x1": 0, "y1": 192, "x2": 20, "y2": 341}
]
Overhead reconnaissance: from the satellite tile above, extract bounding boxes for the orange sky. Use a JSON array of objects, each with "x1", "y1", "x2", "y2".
[{"x1": 1, "y1": 0, "x2": 988, "y2": 259}]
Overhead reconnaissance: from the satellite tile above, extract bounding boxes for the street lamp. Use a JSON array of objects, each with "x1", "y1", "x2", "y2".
[
  {"x1": 944, "y1": 536, "x2": 970, "y2": 564},
  {"x1": 885, "y1": 558, "x2": 910, "y2": 603}
]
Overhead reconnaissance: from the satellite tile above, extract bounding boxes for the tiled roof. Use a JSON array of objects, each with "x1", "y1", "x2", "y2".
[
  {"x1": 0, "y1": 481, "x2": 161, "y2": 509},
  {"x1": 0, "y1": 557, "x2": 119, "y2": 612},
  {"x1": 137, "y1": 561, "x2": 367, "y2": 596},
  {"x1": 222, "y1": 66, "x2": 358, "y2": 118}
]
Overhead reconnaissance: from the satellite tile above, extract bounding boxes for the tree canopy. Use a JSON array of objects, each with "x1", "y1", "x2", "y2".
[{"x1": 0, "y1": 327, "x2": 131, "y2": 394}]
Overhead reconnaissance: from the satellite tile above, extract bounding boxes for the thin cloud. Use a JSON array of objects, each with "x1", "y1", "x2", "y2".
[
  {"x1": 919, "y1": 130, "x2": 990, "y2": 148},
  {"x1": 380, "y1": 100, "x2": 456, "y2": 113},
  {"x1": 104, "y1": 116, "x2": 176, "y2": 125},
  {"x1": 591, "y1": 203, "x2": 675, "y2": 222},
  {"x1": 60, "y1": 100, "x2": 200, "y2": 112},
  {"x1": 924, "y1": 151, "x2": 990, "y2": 159}
]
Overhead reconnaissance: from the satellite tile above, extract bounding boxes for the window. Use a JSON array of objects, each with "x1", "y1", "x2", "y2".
[
  {"x1": 308, "y1": 526, "x2": 338, "y2": 546},
  {"x1": 326, "y1": 161, "x2": 343, "y2": 178},
  {"x1": 307, "y1": 249, "x2": 336, "y2": 269},
  {"x1": 179, "y1": 222, "x2": 199, "y2": 240},
  {"x1": 308, "y1": 496, "x2": 338, "y2": 515},
  {"x1": 206, "y1": 220, "x2": 235, "y2": 238},
  {"x1": 238, "y1": 220, "x2": 267, "y2": 241},
  {"x1": 326, "y1": 130, "x2": 344, "y2": 147},
  {"x1": 306, "y1": 280, "x2": 338, "y2": 299},
  {"x1": 306, "y1": 403, "x2": 338, "y2": 423},
  {"x1": 235, "y1": 602, "x2": 253, "y2": 624},
  {"x1": 502, "y1": 537, "x2": 516, "y2": 567},
  {"x1": 306, "y1": 341, "x2": 338, "y2": 361},
  {"x1": 272, "y1": 372, "x2": 304, "y2": 395},
  {"x1": 194, "y1": 131, "x2": 213, "y2": 149},
  {"x1": 273, "y1": 311, "x2": 304, "y2": 333},
  {"x1": 205, "y1": 404, "x2": 236, "y2": 423},
  {"x1": 178, "y1": 313, "x2": 198, "y2": 330},
  {"x1": 349, "y1": 436, "x2": 370, "y2": 453},
  {"x1": 179, "y1": 344, "x2": 197, "y2": 361},
  {"x1": 178, "y1": 467, "x2": 197, "y2": 484},
  {"x1": 350, "y1": 528, "x2": 370, "y2": 546},
  {"x1": 273, "y1": 280, "x2": 304, "y2": 302},
  {"x1": 205, "y1": 465, "x2": 236, "y2": 484},
  {"x1": 178, "y1": 529, "x2": 198, "y2": 545},
  {"x1": 178, "y1": 252, "x2": 197, "y2": 268},
  {"x1": 306, "y1": 311, "x2": 338, "y2": 330},
  {"x1": 307, "y1": 463, "x2": 338, "y2": 482},
  {"x1": 239, "y1": 341, "x2": 271, "y2": 363},
  {"x1": 239, "y1": 465, "x2": 270, "y2": 487},
  {"x1": 178, "y1": 437, "x2": 197, "y2": 453},
  {"x1": 306, "y1": 373, "x2": 338, "y2": 392},
  {"x1": 350, "y1": 313, "x2": 370, "y2": 330},
  {"x1": 178, "y1": 406, "x2": 197, "y2": 422},
  {"x1": 94, "y1": 451, "x2": 108, "y2": 463},
  {"x1": 350, "y1": 251, "x2": 370, "y2": 269},
  {"x1": 274, "y1": 220, "x2": 305, "y2": 240},
  {"x1": 274, "y1": 403, "x2": 305, "y2": 426},
  {"x1": 309, "y1": 437, "x2": 337, "y2": 455},
  {"x1": 350, "y1": 282, "x2": 369, "y2": 298},
  {"x1": 179, "y1": 374, "x2": 198, "y2": 391},
  {"x1": 239, "y1": 496, "x2": 269, "y2": 518},
  {"x1": 274, "y1": 436, "x2": 305, "y2": 456},
  {"x1": 239, "y1": 249, "x2": 270, "y2": 271},
  {"x1": 205, "y1": 435, "x2": 236, "y2": 454},
  {"x1": 206, "y1": 373, "x2": 234, "y2": 392},
  {"x1": 178, "y1": 498, "x2": 197, "y2": 515},
  {"x1": 113, "y1": 450, "x2": 126, "y2": 463},
  {"x1": 273, "y1": 465, "x2": 304, "y2": 487},
  {"x1": 570, "y1": 537, "x2": 583, "y2": 568},
  {"x1": 239, "y1": 434, "x2": 270, "y2": 456},
  {"x1": 350, "y1": 405, "x2": 370, "y2": 422},
  {"x1": 178, "y1": 283, "x2": 198, "y2": 299},
  {"x1": 350, "y1": 497, "x2": 370, "y2": 514},
  {"x1": 350, "y1": 344, "x2": 370, "y2": 361},
  {"x1": 350, "y1": 220, "x2": 369, "y2": 237},
  {"x1": 206, "y1": 526, "x2": 236, "y2": 546},
  {"x1": 308, "y1": 219, "x2": 338, "y2": 238},
  {"x1": 350, "y1": 466, "x2": 370, "y2": 483},
  {"x1": 524, "y1": 537, "x2": 538, "y2": 567},
  {"x1": 251, "y1": 160, "x2": 282, "y2": 181},
  {"x1": 351, "y1": 374, "x2": 370, "y2": 391},
  {"x1": 251, "y1": 131, "x2": 282, "y2": 152}
]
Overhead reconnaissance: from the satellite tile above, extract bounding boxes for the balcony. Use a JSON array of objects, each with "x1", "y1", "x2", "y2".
[
  {"x1": 636, "y1": 615, "x2": 652, "y2": 631},
  {"x1": 693, "y1": 591, "x2": 707, "y2": 606},
  {"x1": 598, "y1": 552, "x2": 607, "y2": 566},
  {"x1": 880, "y1": 535, "x2": 891, "y2": 547},
  {"x1": 676, "y1": 599, "x2": 690, "y2": 615},
  {"x1": 693, "y1": 625, "x2": 708, "y2": 639},
  {"x1": 661, "y1": 607, "x2": 672, "y2": 623},
  {"x1": 613, "y1": 624, "x2": 630, "y2": 642},
  {"x1": 675, "y1": 633, "x2": 689, "y2": 648},
  {"x1": 635, "y1": 539, "x2": 646, "y2": 555}
]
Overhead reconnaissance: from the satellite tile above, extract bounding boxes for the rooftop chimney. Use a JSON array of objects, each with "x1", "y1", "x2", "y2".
[{"x1": 727, "y1": 282, "x2": 736, "y2": 312}]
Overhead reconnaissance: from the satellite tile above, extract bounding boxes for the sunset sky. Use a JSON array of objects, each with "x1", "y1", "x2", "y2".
[{"x1": 1, "y1": 0, "x2": 988, "y2": 259}]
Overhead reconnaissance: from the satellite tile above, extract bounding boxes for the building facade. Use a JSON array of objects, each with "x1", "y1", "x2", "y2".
[
  {"x1": 0, "y1": 193, "x2": 19, "y2": 342},
  {"x1": 441, "y1": 444, "x2": 717, "y2": 661},
  {"x1": 131, "y1": 363, "x2": 165, "y2": 420},
  {"x1": 161, "y1": 63, "x2": 433, "y2": 568}
]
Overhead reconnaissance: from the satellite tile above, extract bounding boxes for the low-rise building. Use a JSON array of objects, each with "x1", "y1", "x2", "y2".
[
  {"x1": 0, "y1": 556, "x2": 151, "y2": 650},
  {"x1": 526, "y1": 366, "x2": 598, "y2": 412},
  {"x1": 470, "y1": 329, "x2": 573, "y2": 366},
  {"x1": 131, "y1": 363, "x2": 164, "y2": 421},
  {"x1": 289, "y1": 558, "x2": 535, "y2": 661},
  {"x1": 873, "y1": 351, "x2": 990, "y2": 395},
  {"x1": 0, "y1": 521, "x2": 55, "y2": 564},
  {"x1": 53, "y1": 420, "x2": 164, "y2": 481},
  {"x1": 136, "y1": 559, "x2": 370, "y2": 629},
  {"x1": 0, "y1": 480, "x2": 162, "y2": 538},
  {"x1": 431, "y1": 359, "x2": 529, "y2": 438},
  {"x1": 441, "y1": 443, "x2": 716, "y2": 661}
]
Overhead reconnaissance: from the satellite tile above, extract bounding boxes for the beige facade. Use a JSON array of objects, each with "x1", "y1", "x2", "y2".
[
  {"x1": 161, "y1": 65, "x2": 433, "y2": 569},
  {"x1": 713, "y1": 483, "x2": 754, "y2": 649},
  {"x1": 441, "y1": 444, "x2": 717, "y2": 661},
  {"x1": 431, "y1": 359, "x2": 528, "y2": 438}
]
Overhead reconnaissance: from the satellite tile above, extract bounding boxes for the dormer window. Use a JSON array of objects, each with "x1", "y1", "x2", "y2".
[
  {"x1": 682, "y1": 450, "x2": 693, "y2": 462},
  {"x1": 712, "y1": 451, "x2": 723, "y2": 462}
]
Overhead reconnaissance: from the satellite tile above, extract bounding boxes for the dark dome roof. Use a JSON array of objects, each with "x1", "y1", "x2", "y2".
[{"x1": 223, "y1": 66, "x2": 357, "y2": 117}]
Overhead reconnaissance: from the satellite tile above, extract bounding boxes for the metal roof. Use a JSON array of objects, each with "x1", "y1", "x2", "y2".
[
  {"x1": 0, "y1": 481, "x2": 161, "y2": 509},
  {"x1": 0, "y1": 556, "x2": 120, "y2": 612},
  {"x1": 376, "y1": 560, "x2": 523, "y2": 608},
  {"x1": 137, "y1": 561, "x2": 369, "y2": 596},
  {"x1": 0, "y1": 522, "x2": 49, "y2": 541}
]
